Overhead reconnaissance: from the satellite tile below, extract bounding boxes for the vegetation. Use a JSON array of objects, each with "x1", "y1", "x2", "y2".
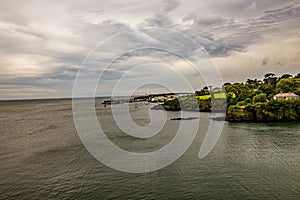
[
  {"x1": 162, "y1": 72, "x2": 300, "y2": 122},
  {"x1": 225, "y1": 72, "x2": 300, "y2": 122},
  {"x1": 164, "y1": 96, "x2": 212, "y2": 112}
]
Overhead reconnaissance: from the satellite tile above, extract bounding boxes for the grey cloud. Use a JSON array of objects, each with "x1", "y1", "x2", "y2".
[
  {"x1": 1, "y1": 65, "x2": 78, "y2": 88},
  {"x1": 160, "y1": 0, "x2": 180, "y2": 13},
  {"x1": 183, "y1": 15, "x2": 227, "y2": 26},
  {"x1": 76, "y1": 20, "x2": 131, "y2": 41},
  {"x1": 45, "y1": 66, "x2": 79, "y2": 81},
  {"x1": 179, "y1": 2, "x2": 300, "y2": 57},
  {"x1": 1, "y1": 0, "x2": 300, "y2": 98},
  {"x1": 262, "y1": 58, "x2": 270, "y2": 66},
  {"x1": 138, "y1": 0, "x2": 180, "y2": 28},
  {"x1": 259, "y1": 3, "x2": 300, "y2": 24},
  {"x1": 139, "y1": 14, "x2": 175, "y2": 28}
]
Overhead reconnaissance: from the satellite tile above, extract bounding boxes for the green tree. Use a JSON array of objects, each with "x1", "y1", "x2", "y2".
[
  {"x1": 263, "y1": 73, "x2": 277, "y2": 85},
  {"x1": 294, "y1": 89, "x2": 300, "y2": 96},
  {"x1": 196, "y1": 86, "x2": 210, "y2": 96},
  {"x1": 245, "y1": 98, "x2": 252, "y2": 103},
  {"x1": 280, "y1": 74, "x2": 293, "y2": 79},
  {"x1": 246, "y1": 78, "x2": 261, "y2": 89},
  {"x1": 231, "y1": 83, "x2": 251, "y2": 102},
  {"x1": 275, "y1": 78, "x2": 296, "y2": 93},
  {"x1": 164, "y1": 98, "x2": 181, "y2": 111},
  {"x1": 253, "y1": 93, "x2": 267, "y2": 103},
  {"x1": 246, "y1": 79, "x2": 255, "y2": 89},
  {"x1": 294, "y1": 73, "x2": 300, "y2": 79},
  {"x1": 259, "y1": 84, "x2": 274, "y2": 98}
]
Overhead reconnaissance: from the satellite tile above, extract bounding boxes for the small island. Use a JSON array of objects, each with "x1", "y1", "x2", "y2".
[{"x1": 146, "y1": 72, "x2": 300, "y2": 122}]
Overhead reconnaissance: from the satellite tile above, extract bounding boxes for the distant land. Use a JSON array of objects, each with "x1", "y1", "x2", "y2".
[
  {"x1": 146, "y1": 72, "x2": 300, "y2": 122},
  {"x1": 3, "y1": 72, "x2": 300, "y2": 123}
]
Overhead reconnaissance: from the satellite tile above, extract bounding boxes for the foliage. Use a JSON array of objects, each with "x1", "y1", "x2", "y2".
[
  {"x1": 295, "y1": 73, "x2": 300, "y2": 79},
  {"x1": 196, "y1": 93, "x2": 226, "y2": 100},
  {"x1": 280, "y1": 74, "x2": 293, "y2": 79},
  {"x1": 252, "y1": 93, "x2": 267, "y2": 103},
  {"x1": 275, "y1": 78, "x2": 297, "y2": 93},
  {"x1": 195, "y1": 87, "x2": 210, "y2": 96},
  {"x1": 294, "y1": 89, "x2": 300, "y2": 96},
  {"x1": 263, "y1": 73, "x2": 277, "y2": 86},
  {"x1": 259, "y1": 84, "x2": 274, "y2": 98},
  {"x1": 197, "y1": 95, "x2": 210, "y2": 100},
  {"x1": 163, "y1": 98, "x2": 181, "y2": 111},
  {"x1": 162, "y1": 72, "x2": 300, "y2": 122}
]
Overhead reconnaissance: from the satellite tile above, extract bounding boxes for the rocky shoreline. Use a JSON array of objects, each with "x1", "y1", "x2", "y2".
[
  {"x1": 225, "y1": 109, "x2": 300, "y2": 123},
  {"x1": 225, "y1": 114, "x2": 300, "y2": 122}
]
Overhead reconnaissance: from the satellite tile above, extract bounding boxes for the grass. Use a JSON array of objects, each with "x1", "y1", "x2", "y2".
[{"x1": 196, "y1": 92, "x2": 228, "y2": 100}]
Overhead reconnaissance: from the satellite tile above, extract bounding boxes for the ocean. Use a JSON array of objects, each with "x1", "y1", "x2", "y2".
[{"x1": 1, "y1": 99, "x2": 300, "y2": 199}]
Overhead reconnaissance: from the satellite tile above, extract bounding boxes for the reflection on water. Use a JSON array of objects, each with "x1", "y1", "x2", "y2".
[{"x1": 0, "y1": 99, "x2": 300, "y2": 199}]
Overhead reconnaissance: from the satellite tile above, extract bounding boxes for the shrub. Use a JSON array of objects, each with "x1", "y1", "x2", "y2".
[{"x1": 253, "y1": 93, "x2": 267, "y2": 103}]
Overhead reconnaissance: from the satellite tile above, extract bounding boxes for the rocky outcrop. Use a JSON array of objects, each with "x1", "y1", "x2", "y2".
[
  {"x1": 226, "y1": 107, "x2": 300, "y2": 122},
  {"x1": 225, "y1": 113, "x2": 255, "y2": 122}
]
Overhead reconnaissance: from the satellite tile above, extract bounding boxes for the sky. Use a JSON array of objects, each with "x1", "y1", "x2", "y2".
[{"x1": 1, "y1": 0, "x2": 300, "y2": 99}]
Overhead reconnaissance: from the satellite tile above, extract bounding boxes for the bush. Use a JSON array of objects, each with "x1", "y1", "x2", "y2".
[
  {"x1": 236, "y1": 101, "x2": 248, "y2": 107},
  {"x1": 253, "y1": 93, "x2": 267, "y2": 103},
  {"x1": 245, "y1": 98, "x2": 252, "y2": 103}
]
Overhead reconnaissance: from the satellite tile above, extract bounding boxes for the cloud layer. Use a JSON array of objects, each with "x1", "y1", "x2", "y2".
[{"x1": 0, "y1": 0, "x2": 300, "y2": 99}]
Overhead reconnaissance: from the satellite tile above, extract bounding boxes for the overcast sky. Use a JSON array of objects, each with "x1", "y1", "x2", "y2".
[{"x1": 1, "y1": 0, "x2": 300, "y2": 99}]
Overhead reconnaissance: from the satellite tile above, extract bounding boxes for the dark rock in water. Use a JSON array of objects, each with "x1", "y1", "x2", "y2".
[
  {"x1": 101, "y1": 99, "x2": 128, "y2": 105},
  {"x1": 151, "y1": 104, "x2": 164, "y2": 110},
  {"x1": 211, "y1": 116, "x2": 226, "y2": 121},
  {"x1": 171, "y1": 117, "x2": 198, "y2": 121}
]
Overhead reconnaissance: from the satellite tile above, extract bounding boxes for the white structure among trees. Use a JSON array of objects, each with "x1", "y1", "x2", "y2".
[{"x1": 273, "y1": 93, "x2": 299, "y2": 100}]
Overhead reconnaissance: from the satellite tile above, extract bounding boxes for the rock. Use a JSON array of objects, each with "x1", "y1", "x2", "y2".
[
  {"x1": 151, "y1": 104, "x2": 164, "y2": 110},
  {"x1": 170, "y1": 117, "x2": 198, "y2": 120}
]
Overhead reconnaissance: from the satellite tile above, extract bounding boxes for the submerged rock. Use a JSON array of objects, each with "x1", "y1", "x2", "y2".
[{"x1": 170, "y1": 117, "x2": 198, "y2": 121}]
